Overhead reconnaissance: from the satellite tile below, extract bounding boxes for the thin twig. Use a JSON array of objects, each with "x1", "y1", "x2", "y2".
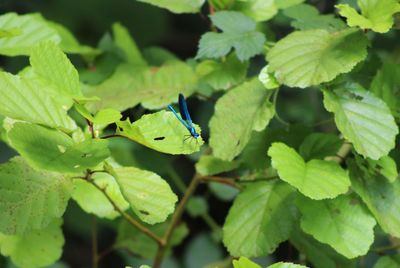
[
  {"x1": 272, "y1": 89, "x2": 290, "y2": 128},
  {"x1": 100, "y1": 134, "x2": 124, "y2": 139},
  {"x1": 153, "y1": 175, "x2": 202, "y2": 268},
  {"x1": 97, "y1": 245, "x2": 115, "y2": 261},
  {"x1": 88, "y1": 179, "x2": 164, "y2": 246},
  {"x1": 371, "y1": 243, "x2": 400, "y2": 253},
  {"x1": 199, "y1": 176, "x2": 242, "y2": 189},
  {"x1": 86, "y1": 119, "x2": 96, "y2": 138}
]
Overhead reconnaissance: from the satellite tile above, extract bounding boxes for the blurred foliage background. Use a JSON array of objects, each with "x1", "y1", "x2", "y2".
[{"x1": 0, "y1": 0, "x2": 399, "y2": 267}]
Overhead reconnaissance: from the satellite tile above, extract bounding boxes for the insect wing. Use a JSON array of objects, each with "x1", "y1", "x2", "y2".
[{"x1": 178, "y1": 94, "x2": 193, "y2": 125}]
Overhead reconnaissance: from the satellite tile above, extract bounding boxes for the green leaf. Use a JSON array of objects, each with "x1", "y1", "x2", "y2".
[
  {"x1": 323, "y1": 85, "x2": 398, "y2": 160},
  {"x1": 374, "y1": 255, "x2": 400, "y2": 268},
  {"x1": 106, "y1": 164, "x2": 177, "y2": 224},
  {"x1": 349, "y1": 160, "x2": 400, "y2": 238},
  {"x1": 183, "y1": 233, "x2": 224, "y2": 268},
  {"x1": 209, "y1": 182, "x2": 239, "y2": 201},
  {"x1": 299, "y1": 133, "x2": 342, "y2": 161},
  {"x1": 370, "y1": 63, "x2": 400, "y2": 118},
  {"x1": 258, "y1": 65, "x2": 280, "y2": 90},
  {"x1": 30, "y1": 41, "x2": 82, "y2": 103},
  {"x1": 274, "y1": 0, "x2": 305, "y2": 9},
  {"x1": 210, "y1": 79, "x2": 274, "y2": 161},
  {"x1": 233, "y1": 257, "x2": 261, "y2": 268},
  {"x1": 336, "y1": 0, "x2": 400, "y2": 33},
  {"x1": 75, "y1": 103, "x2": 122, "y2": 125},
  {"x1": 298, "y1": 194, "x2": 376, "y2": 258},
  {"x1": 195, "y1": 155, "x2": 239, "y2": 176},
  {"x1": 267, "y1": 28, "x2": 368, "y2": 88},
  {"x1": 268, "y1": 262, "x2": 308, "y2": 268},
  {"x1": 71, "y1": 172, "x2": 129, "y2": 219},
  {"x1": 0, "y1": 219, "x2": 64, "y2": 268},
  {"x1": 85, "y1": 61, "x2": 197, "y2": 111},
  {"x1": 93, "y1": 109, "x2": 122, "y2": 125},
  {"x1": 186, "y1": 197, "x2": 208, "y2": 217},
  {"x1": 116, "y1": 219, "x2": 188, "y2": 258},
  {"x1": 211, "y1": 10, "x2": 257, "y2": 33},
  {"x1": 0, "y1": 157, "x2": 71, "y2": 235},
  {"x1": 283, "y1": 4, "x2": 346, "y2": 31},
  {"x1": 0, "y1": 13, "x2": 60, "y2": 56},
  {"x1": 196, "y1": 11, "x2": 266, "y2": 61},
  {"x1": 0, "y1": 71, "x2": 76, "y2": 130},
  {"x1": 268, "y1": 142, "x2": 351, "y2": 200},
  {"x1": 196, "y1": 54, "x2": 249, "y2": 90},
  {"x1": 290, "y1": 226, "x2": 356, "y2": 268},
  {"x1": 234, "y1": 0, "x2": 278, "y2": 22},
  {"x1": 367, "y1": 156, "x2": 398, "y2": 183},
  {"x1": 136, "y1": 0, "x2": 205, "y2": 13},
  {"x1": 47, "y1": 21, "x2": 100, "y2": 56},
  {"x1": 112, "y1": 22, "x2": 146, "y2": 66},
  {"x1": 223, "y1": 181, "x2": 297, "y2": 257},
  {"x1": 8, "y1": 122, "x2": 110, "y2": 173},
  {"x1": 142, "y1": 46, "x2": 179, "y2": 66},
  {"x1": 116, "y1": 110, "x2": 204, "y2": 155}
]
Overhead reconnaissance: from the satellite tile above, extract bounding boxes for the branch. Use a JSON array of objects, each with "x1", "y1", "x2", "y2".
[
  {"x1": 86, "y1": 119, "x2": 96, "y2": 138},
  {"x1": 325, "y1": 142, "x2": 353, "y2": 164},
  {"x1": 86, "y1": 177, "x2": 164, "y2": 246},
  {"x1": 100, "y1": 134, "x2": 123, "y2": 139},
  {"x1": 153, "y1": 175, "x2": 202, "y2": 268},
  {"x1": 199, "y1": 175, "x2": 242, "y2": 189}
]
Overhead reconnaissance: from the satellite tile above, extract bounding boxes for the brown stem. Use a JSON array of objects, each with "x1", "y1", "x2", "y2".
[
  {"x1": 371, "y1": 243, "x2": 400, "y2": 253},
  {"x1": 97, "y1": 245, "x2": 115, "y2": 261},
  {"x1": 199, "y1": 176, "x2": 242, "y2": 189},
  {"x1": 153, "y1": 175, "x2": 202, "y2": 268},
  {"x1": 100, "y1": 134, "x2": 124, "y2": 139},
  {"x1": 86, "y1": 119, "x2": 96, "y2": 138},
  {"x1": 86, "y1": 177, "x2": 164, "y2": 246}
]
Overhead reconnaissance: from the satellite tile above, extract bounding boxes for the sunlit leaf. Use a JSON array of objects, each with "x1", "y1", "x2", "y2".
[
  {"x1": 0, "y1": 219, "x2": 64, "y2": 268},
  {"x1": 85, "y1": 61, "x2": 197, "y2": 111},
  {"x1": 0, "y1": 72, "x2": 76, "y2": 130},
  {"x1": 30, "y1": 41, "x2": 82, "y2": 105},
  {"x1": 268, "y1": 142, "x2": 351, "y2": 199},
  {"x1": 298, "y1": 194, "x2": 376, "y2": 258},
  {"x1": 117, "y1": 110, "x2": 203, "y2": 155},
  {"x1": 283, "y1": 4, "x2": 346, "y2": 31},
  {"x1": 323, "y1": 85, "x2": 398, "y2": 160},
  {"x1": 106, "y1": 164, "x2": 178, "y2": 224},
  {"x1": 223, "y1": 181, "x2": 297, "y2": 257},
  {"x1": 210, "y1": 79, "x2": 274, "y2": 161},
  {"x1": 267, "y1": 28, "x2": 368, "y2": 88},
  {"x1": 336, "y1": 0, "x2": 400, "y2": 33},
  {"x1": 0, "y1": 157, "x2": 71, "y2": 235},
  {"x1": 195, "y1": 155, "x2": 239, "y2": 176},
  {"x1": 8, "y1": 122, "x2": 110, "y2": 173},
  {"x1": 232, "y1": 257, "x2": 261, "y2": 268},
  {"x1": 71, "y1": 172, "x2": 129, "y2": 219},
  {"x1": 136, "y1": 0, "x2": 205, "y2": 13},
  {"x1": 234, "y1": 0, "x2": 278, "y2": 22},
  {"x1": 0, "y1": 13, "x2": 60, "y2": 56},
  {"x1": 196, "y1": 11, "x2": 265, "y2": 61},
  {"x1": 196, "y1": 54, "x2": 249, "y2": 90}
]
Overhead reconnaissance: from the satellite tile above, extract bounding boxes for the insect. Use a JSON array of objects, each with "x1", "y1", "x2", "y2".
[{"x1": 168, "y1": 94, "x2": 200, "y2": 139}]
